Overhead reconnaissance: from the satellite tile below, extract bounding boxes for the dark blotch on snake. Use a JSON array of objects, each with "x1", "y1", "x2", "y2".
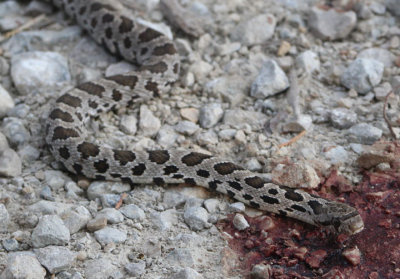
[
  {"x1": 153, "y1": 44, "x2": 177, "y2": 56},
  {"x1": 227, "y1": 190, "x2": 235, "y2": 198},
  {"x1": 243, "y1": 194, "x2": 253, "y2": 200},
  {"x1": 228, "y1": 181, "x2": 243, "y2": 191},
  {"x1": 196, "y1": 169, "x2": 210, "y2": 178},
  {"x1": 291, "y1": 204, "x2": 307, "y2": 212},
  {"x1": 77, "y1": 142, "x2": 100, "y2": 159},
  {"x1": 77, "y1": 82, "x2": 105, "y2": 97},
  {"x1": 113, "y1": 150, "x2": 136, "y2": 165},
  {"x1": 208, "y1": 180, "x2": 222, "y2": 191},
  {"x1": 261, "y1": 195, "x2": 280, "y2": 205},
  {"x1": 49, "y1": 109, "x2": 74, "y2": 123},
  {"x1": 184, "y1": 178, "x2": 196, "y2": 185},
  {"x1": 214, "y1": 162, "x2": 244, "y2": 175},
  {"x1": 132, "y1": 163, "x2": 146, "y2": 175},
  {"x1": 94, "y1": 159, "x2": 109, "y2": 173},
  {"x1": 119, "y1": 16, "x2": 134, "y2": 33},
  {"x1": 58, "y1": 147, "x2": 70, "y2": 160},
  {"x1": 56, "y1": 94, "x2": 82, "y2": 108},
  {"x1": 244, "y1": 176, "x2": 264, "y2": 189},
  {"x1": 72, "y1": 163, "x2": 83, "y2": 175},
  {"x1": 102, "y1": 13, "x2": 114, "y2": 23},
  {"x1": 52, "y1": 127, "x2": 80, "y2": 141},
  {"x1": 181, "y1": 152, "x2": 212, "y2": 166},
  {"x1": 282, "y1": 186, "x2": 304, "y2": 202},
  {"x1": 138, "y1": 28, "x2": 162, "y2": 42},
  {"x1": 153, "y1": 177, "x2": 165, "y2": 186},
  {"x1": 148, "y1": 150, "x2": 170, "y2": 164},
  {"x1": 107, "y1": 74, "x2": 138, "y2": 89},
  {"x1": 164, "y1": 165, "x2": 179, "y2": 175},
  {"x1": 308, "y1": 200, "x2": 324, "y2": 215}
]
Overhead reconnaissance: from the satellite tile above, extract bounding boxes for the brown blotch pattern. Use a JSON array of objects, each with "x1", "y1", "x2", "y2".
[
  {"x1": 173, "y1": 63, "x2": 179, "y2": 74},
  {"x1": 308, "y1": 200, "x2": 324, "y2": 215},
  {"x1": 153, "y1": 44, "x2": 176, "y2": 56},
  {"x1": 107, "y1": 74, "x2": 138, "y2": 89},
  {"x1": 208, "y1": 180, "x2": 222, "y2": 190},
  {"x1": 244, "y1": 176, "x2": 264, "y2": 189},
  {"x1": 214, "y1": 162, "x2": 244, "y2": 175},
  {"x1": 113, "y1": 150, "x2": 136, "y2": 165},
  {"x1": 148, "y1": 150, "x2": 170, "y2": 164},
  {"x1": 58, "y1": 147, "x2": 70, "y2": 160},
  {"x1": 88, "y1": 100, "x2": 98, "y2": 109},
  {"x1": 112, "y1": 89, "x2": 122, "y2": 101},
  {"x1": 77, "y1": 142, "x2": 100, "y2": 159},
  {"x1": 94, "y1": 159, "x2": 109, "y2": 173},
  {"x1": 49, "y1": 109, "x2": 74, "y2": 123},
  {"x1": 181, "y1": 152, "x2": 212, "y2": 166},
  {"x1": 91, "y1": 17, "x2": 97, "y2": 28},
  {"x1": 102, "y1": 13, "x2": 114, "y2": 23},
  {"x1": 56, "y1": 94, "x2": 82, "y2": 108},
  {"x1": 119, "y1": 16, "x2": 134, "y2": 33},
  {"x1": 282, "y1": 186, "x2": 304, "y2": 202},
  {"x1": 73, "y1": 163, "x2": 83, "y2": 175},
  {"x1": 144, "y1": 81, "x2": 159, "y2": 96},
  {"x1": 153, "y1": 177, "x2": 165, "y2": 186},
  {"x1": 138, "y1": 28, "x2": 162, "y2": 42},
  {"x1": 79, "y1": 6, "x2": 86, "y2": 15},
  {"x1": 52, "y1": 127, "x2": 80, "y2": 141},
  {"x1": 142, "y1": 61, "x2": 168, "y2": 74},
  {"x1": 77, "y1": 82, "x2": 105, "y2": 97},
  {"x1": 243, "y1": 194, "x2": 253, "y2": 200}
]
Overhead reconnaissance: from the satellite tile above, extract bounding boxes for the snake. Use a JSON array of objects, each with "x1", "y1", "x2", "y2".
[{"x1": 45, "y1": 0, "x2": 364, "y2": 235}]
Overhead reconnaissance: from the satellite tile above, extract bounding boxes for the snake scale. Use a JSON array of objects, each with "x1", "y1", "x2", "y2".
[{"x1": 45, "y1": 0, "x2": 364, "y2": 235}]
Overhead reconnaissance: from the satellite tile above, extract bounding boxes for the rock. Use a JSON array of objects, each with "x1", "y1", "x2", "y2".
[
  {"x1": 2, "y1": 117, "x2": 30, "y2": 147},
  {"x1": 18, "y1": 144, "x2": 40, "y2": 163},
  {"x1": 282, "y1": 115, "x2": 313, "y2": 132},
  {"x1": 2, "y1": 238, "x2": 19, "y2": 251},
  {"x1": 308, "y1": 6, "x2": 357, "y2": 40},
  {"x1": 391, "y1": 76, "x2": 400, "y2": 95},
  {"x1": 272, "y1": 162, "x2": 320, "y2": 189},
  {"x1": 342, "y1": 247, "x2": 361, "y2": 266},
  {"x1": 232, "y1": 214, "x2": 250, "y2": 231},
  {"x1": 44, "y1": 170, "x2": 67, "y2": 190},
  {"x1": 330, "y1": 107, "x2": 357, "y2": 129},
  {"x1": 357, "y1": 142, "x2": 395, "y2": 169},
  {"x1": 10, "y1": 51, "x2": 71, "y2": 95},
  {"x1": 28, "y1": 200, "x2": 72, "y2": 216},
  {"x1": 163, "y1": 190, "x2": 187, "y2": 208},
  {"x1": 0, "y1": 148, "x2": 22, "y2": 177},
  {"x1": 223, "y1": 109, "x2": 267, "y2": 130},
  {"x1": 196, "y1": 130, "x2": 218, "y2": 145},
  {"x1": 174, "y1": 120, "x2": 200, "y2": 135},
  {"x1": 95, "y1": 208, "x2": 124, "y2": 224},
  {"x1": 0, "y1": 84, "x2": 14, "y2": 118},
  {"x1": 296, "y1": 50, "x2": 320, "y2": 73},
  {"x1": 251, "y1": 263, "x2": 272, "y2": 279},
  {"x1": 84, "y1": 259, "x2": 119, "y2": 279},
  {"x1": 157, "y1": 125, "x2": 179, "y2": 148},
  {"x1": 87, "y1": 181, "x2": 130, "y2": 201},
  {"x1": 341, "y1": 58, "x2": 384, "y2": 94},
  {"x1": 251, "y1": 59, "x2": 289, "y2": 98},
  {"x1": 324, "y1": 146, "x2": 349, "y2": 165},
  {"x1": 0, "y1": 204, "x2": 10, "y2": 232},
  {"x1": 139, "y1": 105, "x2": 161, "y2": 137},
  {"x1": 180, "y1": 108, "x2": 199, "y2": 123},
  {"x1": 31, "y1": 215, "x2": 70, "y2": 248},
  {"x1": 374, "y1": 82, "x2": 394, "y2": 101},
  {"x1": 231, "y1": 14, "x2": 276, "y2": 46},
  {"x1": 170, "y1": 267, "x2": 203, "y2": 279},
  {"x1": 119, "y1": 115, "x2": 137, "y2": 135},
  {"x1": 86, "y1": 217, "x2": 107, "y2": 232},
  {"x1": 0, "y1": 132, "x2": 8, "y2": 151},
  {"x1": 204, "y1": 199, "x2": 220, "y2": 213},
  {"x1": 199, "y1": 103, "x2": 224, "y2": 128},
  {"x1": 61, "y1": 206, "x2": 92, "y2": 234},
  {"x1": 94, "y1": 227, "x2": 127, "y2": 245},
  {"x1": 358, "y1": 48, "x2": 395, "y2": 67},
  {"x1": 386, "y1": 0, "x2": 400, "y2": 16},
  {"x1": 229, "y1": 202, "x2": 246, "y2": 213},
  {"x1": 0, "y1": 252, "x2": 46, "y2": 279},
  {"x1": 34, "y1": 246, "x2": 76, "y2": 274},
  {"x1": 166, "y1": 248, "x2": 194, "y2": 267},
  {"x1": 119, "y1": 204, "x2": 145, "y2": 221},
  {"x1": 39, "y1": 186, "x2": 54, "y2": 201},
  {"x1": 150, "y1": 209, "x2": 179, "y2": 231},
  {"x1": 348, "y1": 123, "x2": 382, "y2": 145},
  {"x1": 0, "y1": 1, "x2": 21, "y2": 18},
  {"x1": 125, "y1": 261, "x2": 146, "y2": 277},
  {"x1": 205, "y1": 75, "x2": 248, "y2": 106},
  {"x1": 183, "y1": 206, "x2": 210, "y2": 231},
  {"x1": 189, "y1": 60, "x2": 213, "y2": 81}
]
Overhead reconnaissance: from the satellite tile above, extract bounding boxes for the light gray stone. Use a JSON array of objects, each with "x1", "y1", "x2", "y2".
[
  {"x1": 157, "y1": 125, "x2": 178, "y2": 148},
  {"x1": 84, "y1": 259, "x2": 119, "y2": 279},
  {"x1": 39, "y1": 186, "x2": 54, "y2": 201},
  {"x1": 204, "y1": 199, "x2": 220, "y2": 213},
  {"x1": 358, "y1": 48, "x2": 395, "y2": 68},
  {"x1": 386, "y1": 0, "x2": 400, "y2": 16},
  {"x1": 87, "y1": 181, "x2": 130, "y2": 201},
  {"x1": 0, "y1": 84, "x2": 14, "y2": 118},
  {"x1": 0, "y1": 252, "x2": 46, "y2": 279},
  {"x1": 330, "y1": 108, "x2": 358, "y2": 129},
  {"x1": 96, "y1": 208, "x2": 124, "y2": 224},
  {"x1": 139, "y1": 105, "x2": 161, "y2": 136},
  {"x1": 150, "y1": 209, "x2": 178, "y2": 231},
  {"x1": 94, "y1": 227, "x2": 127, "y2": 245},
  {"x1": 44, "y1": 170, "x2": 67, "y2": 190},
  {"x1": 119, "y1": 115, "x2": 137, "y2": 135},
  {"x1": 11, "y1": 51, "x2": 70, "y2": 95},
  {"x1": 170, "y1": 267, "x2": 204, "y2": 279},
  {"x1": 229, "y1": 202, "x2": 246, "y2": 213},
  {"x1": 31, "y1": 215, "x2": 70, "y2": 248},
  {"x1": 324, "y1": 146, "x2": 349, "y2": 165},
  {"x1": 205, "y1": 75, "x2": 248, "y2": 106},
  {"x1": 196, "y1": 130, "x2": 218, "y2": 145},
  {"x1": 125, "y1": 261, "x2": 146, "y2": 277},
  {"x1": 0, "y1": 204, "x2": 10, "y2": 232},
  {"x1": 308, "y1": 6, "x2": 357, "y2": 40},
  {"x1": 18, "y1": 144, "x2": 40, "y2": 163},
  {"x1": 0, "y1": 132, "x2": 8, "y2": 151},
  {"x1": 174, "y1": 120, "x2": 200, "y2": 135},
  {"x1": 166, "y1": 248, "x2": 194, "y2": 267},
  {"x1": 233, "y1": 214, "x2": 250, "y2": 231},
  {"x1": 251, "y1": 59, "x2": 289, "y2": 98},
  {"x1": 119, "y1": 204, "x2": 145, "y2": 221},
  {"x1": 296, "y1": 50, "x2": 320, "y2": 73},
  {"x1": 35, "y1": 246, "x2": 76, "y2": 274},
  {"x1": 61, "y1": 206, "x2": 92, "y2": 234},
  {"x1": 231, "y1": 14, "x2": 276, "y2": 46},
  {"x1": 2, "y1": 117, "x2": 30, "y2": 147},
  {"x1": 348, "y1": 123, "x2": 383, "y2": 144},
  {"x1": 341, "y1": 58, "x2": 384, "y2": 94},
  {"x1": 223, "y1": 109, "x2": 267, "y2": 130},
  {"x1": 0, "y1": 148, "x2": 21, "y2": 177},
  {"x1": 183, "y1": 206, "x2": 210, "y2": 231},
  {"x1": 199, "y1": 103, "x2": 224, "y2": 128},
  {"x1": 2, "y1": 238, "x2": 19, "y2": 251}
]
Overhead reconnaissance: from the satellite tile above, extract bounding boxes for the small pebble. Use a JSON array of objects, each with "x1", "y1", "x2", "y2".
[{"x1": 232, "y1": 214, "x2": 250, "y2": 231}]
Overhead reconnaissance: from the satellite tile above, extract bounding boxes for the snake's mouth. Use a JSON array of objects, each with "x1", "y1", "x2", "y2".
[{"x1": 337, "y1": 213, "x2": 364, "y2": 235}]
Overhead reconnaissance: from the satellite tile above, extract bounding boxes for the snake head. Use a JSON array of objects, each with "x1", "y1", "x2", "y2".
[{"x1": 316, "y1": 202, "x2": 364, "y2": 235}]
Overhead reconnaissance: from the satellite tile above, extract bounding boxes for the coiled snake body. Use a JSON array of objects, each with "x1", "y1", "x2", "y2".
[{"x1": 45, "y1": 0, "x2": 364, "y2": 235}]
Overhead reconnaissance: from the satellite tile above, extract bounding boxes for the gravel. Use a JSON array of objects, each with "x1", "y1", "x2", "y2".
[{"x1": 0, "y1": 0, "x2": 399, "y2": 278}]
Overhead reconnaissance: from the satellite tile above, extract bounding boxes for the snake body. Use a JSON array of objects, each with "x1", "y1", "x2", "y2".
[{"x1": 45, "y1": 0, "x2": 364, "y2": 235}]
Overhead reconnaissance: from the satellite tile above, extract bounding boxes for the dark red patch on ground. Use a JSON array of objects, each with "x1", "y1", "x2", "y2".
[{"x1": 218, "y1": 170, "x2": 400, "y2": 278}]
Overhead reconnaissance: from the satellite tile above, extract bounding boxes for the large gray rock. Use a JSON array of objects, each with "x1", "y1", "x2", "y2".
[
  {"x1": 386, "y1": 0, "x2": 400, "y2": 16},
  {"x1": 348, "y1": 123, "x2": 383, "y2": 145},
  {"x1": 0, "y1": 84, "x2": 14, "y2": 118},
  {"x1": 31, "y1": 215, "x2": 70, "y2": 248},
  {"x1": 231, "y1": 14, "x2": 276, "y2": 46},
  {"x1": 341, "y1": 58, "x2": 384, "y2": 94},
  {"x1": 34, "y1": 246, "x2": 76, "y2": 274},
  {"x1": 308, "y1": 6, "x2": 357, "y2": 40},
  {"x1": 0, "y1": 252, "x2": 46, "y2": 279}
]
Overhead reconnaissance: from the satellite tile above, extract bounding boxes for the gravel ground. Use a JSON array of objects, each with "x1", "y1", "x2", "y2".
[{"x1": 0, "y1": 0, "x2": 399, "y2": 278}]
